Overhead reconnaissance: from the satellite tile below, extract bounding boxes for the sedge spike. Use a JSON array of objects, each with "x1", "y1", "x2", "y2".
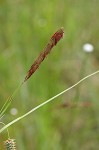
[
  {"x1": 24, "y1": 27, "x2": 64, "y2": 82},
  {"x1": 4, "y1": 139, "x2": 16, "y2": 150}
]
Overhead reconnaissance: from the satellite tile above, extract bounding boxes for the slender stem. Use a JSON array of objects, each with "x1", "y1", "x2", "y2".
[
  {"x1": 0, "y1": 70, "x2": 99, "y2": 133},
  {"x1": 0, "y1": 83, "x2": 23, "y2": 118},
  {"x1": 0, "y1": 122, "x2": 10, "y2": 139},
  {"x1": 74, "y1": 54, "x2": 88, "y2": 102}
]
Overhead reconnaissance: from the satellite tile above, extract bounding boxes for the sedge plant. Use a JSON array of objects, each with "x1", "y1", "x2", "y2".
[{"x1": 0, "y1": 28, "x2": 99, "y2": 149}]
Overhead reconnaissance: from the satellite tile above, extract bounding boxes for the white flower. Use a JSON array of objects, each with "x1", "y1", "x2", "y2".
[
  {"x1": 83, "y1": 43, "x2": 94, "y2": 52},
  {"x1": 10, "y1": 108, "x2": 18, "y2": 116}
]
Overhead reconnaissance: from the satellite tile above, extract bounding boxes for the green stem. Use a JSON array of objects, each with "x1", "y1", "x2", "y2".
[
  {"x1": 0, "y1": 82, "x2": 23, "y2": 118},
  {"x1": 0, "y1": 70, "x2": 99, "y2": 133}
]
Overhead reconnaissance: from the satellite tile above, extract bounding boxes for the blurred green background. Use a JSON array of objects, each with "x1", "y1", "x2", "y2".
[{"x1": 0, "y1": 0, "x2": 99, "y2": 149}]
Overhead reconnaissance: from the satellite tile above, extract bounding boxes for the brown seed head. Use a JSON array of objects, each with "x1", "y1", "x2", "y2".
[{"x1": 24, "y1": 27, "x2": 64, "y2": 82}]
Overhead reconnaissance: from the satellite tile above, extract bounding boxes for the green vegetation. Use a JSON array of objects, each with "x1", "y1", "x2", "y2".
[{"x1": 0, "y1": 0, "x2": 99, "y2": 149}]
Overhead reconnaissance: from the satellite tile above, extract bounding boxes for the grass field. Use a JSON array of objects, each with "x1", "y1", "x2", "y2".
[{"x1": 0, "y1": 0, "x2": 99, "y2": 149}]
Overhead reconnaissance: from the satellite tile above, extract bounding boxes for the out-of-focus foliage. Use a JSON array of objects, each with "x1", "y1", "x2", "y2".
[{"x1": 0, "y1": 0, "x2": 99, "y2": 149}]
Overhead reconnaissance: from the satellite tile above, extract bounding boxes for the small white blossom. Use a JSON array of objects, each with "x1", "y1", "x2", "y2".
[
  {"x1": 10, "y1": 108, "x2": 18, "y2": 116},
  {"x1": 83, "y1": 43, "x2": 94, "y2": 52}
]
